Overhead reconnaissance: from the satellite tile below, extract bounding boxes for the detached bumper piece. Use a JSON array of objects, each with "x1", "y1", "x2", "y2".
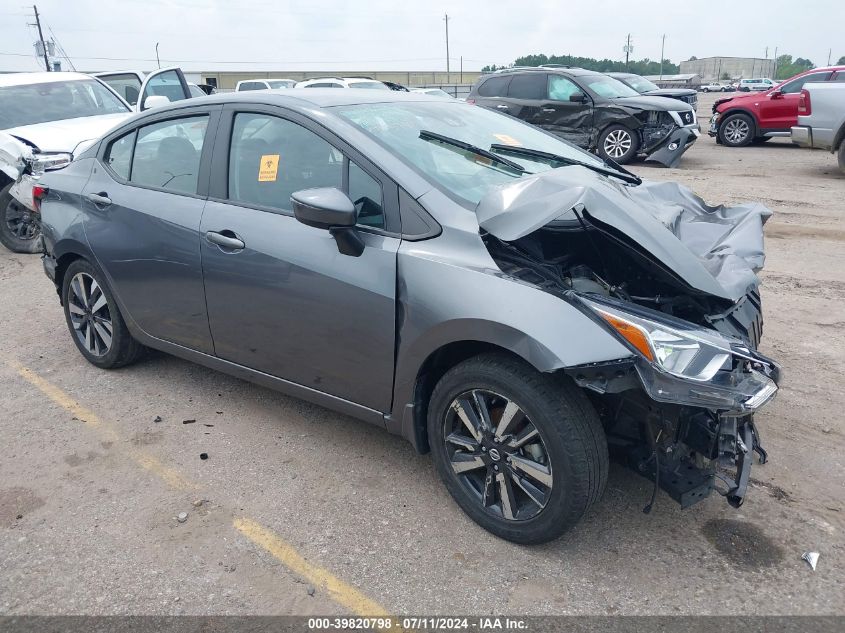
[{"x1": 644, "y1": 127, "x2": 699, "y2": 167}]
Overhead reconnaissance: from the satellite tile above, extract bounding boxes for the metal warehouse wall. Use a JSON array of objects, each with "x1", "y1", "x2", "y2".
[
  {"x1": 679, "y1": 57, "x2": 776, "y2": 80},
  {"x1": 201, "y1": 71, "x2": 484, "y2": 91}
]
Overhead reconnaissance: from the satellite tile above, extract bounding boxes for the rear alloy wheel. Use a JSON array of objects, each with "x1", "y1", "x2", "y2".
[
  {"x1": 598, "y1": 125, "x2": 639, "y2": 164},
  {"x1": 0, "y1": 182, "x2": 41, "y2": 254},
  {"x1": 718, "y1": 113, "x2": 755, "y2": 147},
  {"x1": 428, "y1": 353, "x2": 608, "y2": 544},
  {"x1": 61, "y1": 259, "x2": 144, "y2": 369}
]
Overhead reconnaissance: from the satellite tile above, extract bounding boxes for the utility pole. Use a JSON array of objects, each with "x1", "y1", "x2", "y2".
[
  {"x1": 33, "y1": 5, "x2": 50, "y2": 72},
  {"x1": 444, "y1": 13, "x2": 450, "y2": 76},
  {"x1": 773, "y1": 46, "x2": 778, "y2": 78},
  {"x1": 828, "y1": 48, "x2": 832, "y2": 65},
  {"x1": 156, "y1": 42, "x2": 161, "y2": 68},
  {"x1": 624, "y1": 33, "x2": 632, "y2": 71},
  {"x1": 659, "y1": 34, "x2": 666, "y2": 79}
]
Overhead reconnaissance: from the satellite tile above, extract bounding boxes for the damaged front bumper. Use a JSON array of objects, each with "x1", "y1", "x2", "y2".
[{"x1": 644, "y1": 125, "x2": 700, "y2": 167}]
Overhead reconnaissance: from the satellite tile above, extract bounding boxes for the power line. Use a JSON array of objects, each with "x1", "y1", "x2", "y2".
[{"x1": 0, "y1": 51, "x2": 451, "y2": 65}]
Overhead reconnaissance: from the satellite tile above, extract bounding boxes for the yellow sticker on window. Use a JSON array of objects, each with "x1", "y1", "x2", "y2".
[
  {"x1": 258, "y1": 154, "x2": 280, "y2": 182},
  {"x1": 493, "y1": 134, "x2": 522, "y2": 147}
]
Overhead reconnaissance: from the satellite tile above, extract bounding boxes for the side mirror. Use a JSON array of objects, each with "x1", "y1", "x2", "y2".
[
  {"x1": 569, "y1": 93, "x2": 587, "y2": 103},
  {"x1": 770, "y1": 89, "x2": 783, "y2": 99},
  {"x1": 142, "y1": 95, "x2": 170, "y2": 110},
  {"x1": 291, "y1": 187, "x2": 364, "y2": 256}
]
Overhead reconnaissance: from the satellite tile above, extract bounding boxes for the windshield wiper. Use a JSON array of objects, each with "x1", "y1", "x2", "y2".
[
  {"x1": 419, "y1": 130, "x2": 528, "y2": 175},
  {"x1": 489, "y1": 144, "x2": 641, "y2": 185}
]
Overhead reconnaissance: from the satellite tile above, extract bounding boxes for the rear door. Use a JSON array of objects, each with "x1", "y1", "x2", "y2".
[
  {"x1": 473, "y1": 74, "x2": 514, "y2": 116},
  {"x1": 758, "y1": 71, "x2": 832, "y2": 131},
  {"x1": 501, "y1": 72, "x2": 547, "y2": 126},
  {"x1": 137, "y1": 67, "x2": 193, "y2": 112},
  {"x1": 83, "y1": 105, "x2": 221, "y2": 353},
  {"x1": 199, "y1": 105, "x2": 400, "y2": 412},
  {"x1": 539, "y1": 75, "x2": 594, "y2": 147}
]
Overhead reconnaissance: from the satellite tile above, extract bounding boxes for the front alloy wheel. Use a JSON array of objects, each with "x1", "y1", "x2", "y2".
[
  {"x1": 598, "y1": 124, "x2": 639, "y2": 164},
  {"x1": 445, "y1": 389, "x2": 552, "y2": 521},
  {"x1": 0, "y1": 182, "x2": 42, "y2": 253},
  {"x1": 718, "y1": 113, "x2": 754, "y2": 147},
  {"x1": 428, "y1": 353, "x2": 608, "y2": 544}
]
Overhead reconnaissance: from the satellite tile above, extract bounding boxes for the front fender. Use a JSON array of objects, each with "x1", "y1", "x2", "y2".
[{"x1": 390, "y1": 231, "x2": 633, "y2": 424}]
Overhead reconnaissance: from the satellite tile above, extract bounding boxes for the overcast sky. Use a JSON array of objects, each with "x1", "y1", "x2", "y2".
[{"x1": 1, "y1": 0, "x2": 841, "y2": 74}]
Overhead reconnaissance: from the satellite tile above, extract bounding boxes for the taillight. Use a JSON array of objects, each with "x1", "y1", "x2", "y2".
[
  {"x1": 32, "y1": 185, "x2": 49, "y2": 213},
  {"x1": 798, "y1": 89, "x2": 811, "y2": 115}
]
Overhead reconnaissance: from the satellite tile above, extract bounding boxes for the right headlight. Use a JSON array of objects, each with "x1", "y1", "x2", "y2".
[{"x1": 580, "y1": 296, "x2": 733, "y2": 382}]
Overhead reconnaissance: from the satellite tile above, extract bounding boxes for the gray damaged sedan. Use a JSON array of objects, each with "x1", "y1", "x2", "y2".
[{"x1": 38, "y1": 90, "x2": 780, "y2": 543}]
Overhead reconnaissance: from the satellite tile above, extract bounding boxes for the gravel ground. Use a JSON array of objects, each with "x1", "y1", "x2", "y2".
[{"x1": 0, "y1": 91, "x2": 843, "y2": 615}]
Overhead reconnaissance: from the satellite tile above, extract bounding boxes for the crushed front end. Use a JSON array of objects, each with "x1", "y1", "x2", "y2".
[{"x1": 637, "y1": 110, "x2": 700, "y2": 167}]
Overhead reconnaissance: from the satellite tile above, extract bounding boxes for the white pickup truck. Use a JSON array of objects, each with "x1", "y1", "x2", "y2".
[{"x1": 790, "y1": 81, "x2": 845, "y2": 174}]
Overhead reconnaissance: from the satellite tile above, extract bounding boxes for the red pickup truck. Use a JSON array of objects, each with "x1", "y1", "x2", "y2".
[{"x1": 709, "y1": 66, "x2": 845, "y2": 146}]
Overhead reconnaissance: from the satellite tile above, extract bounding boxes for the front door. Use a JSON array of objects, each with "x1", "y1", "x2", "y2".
[
  {"x1": 539, "y1": 75, "x2": 594, "y2": 148},
  {"x1": 200, "y1": 108, "x2": 400, "y2": 412},
  {"x1": 757, "y1": 71, "x2": 832, "y2": 131},
  {"x1": 83, "y1": 107, "x2": 219, "y2": 353}
]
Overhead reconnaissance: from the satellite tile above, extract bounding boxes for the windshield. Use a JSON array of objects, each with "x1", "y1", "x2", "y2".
[
  {"x1": 349, "y1": 81, "x2": 390, "y2": 90},
  {"x1": 582, "y1": 76, "x2": 640, "y2": 99},
  {"x1": 268, "y1": 80, "x2": 295, "y2": 89},
  {"x1": 622, "y1": 76, "x2": 659, "y2": 93},
  {"x1": 334, "y1": 100, "x2": 605, "y2": 205},
  {"x1": 0, "y1": 79, "x2": 129, "y2": 129}
]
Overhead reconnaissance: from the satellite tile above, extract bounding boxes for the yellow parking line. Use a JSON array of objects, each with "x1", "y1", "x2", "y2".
[
  {"x1": 5, "y1": 357, "x2": 390, "y2": 615},
  {"x1": 11, "y1": 361, "x2": 100, "y2": 427},
  {"x1": 234, "y1": 517, "x2": 391, "y2": 617}
]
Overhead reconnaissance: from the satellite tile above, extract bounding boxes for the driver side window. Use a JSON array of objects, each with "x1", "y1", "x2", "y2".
[{"x1": 547, "y1": 76, "x2": 581, "y2": 101}]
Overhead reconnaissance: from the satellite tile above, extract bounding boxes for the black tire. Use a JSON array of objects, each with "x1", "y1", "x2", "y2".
[
  {"x1": 751, "y1": 136, "x2": 772, "y2": 144},
  {"x1": 718, "y1": 113, "x2": 755, "y2": 147},
  {"x1": 61, "y1": 258, "x2": 144, "y2": 369},
  {"x1": 427, "y1": 353, "x2": 608, "y2": 544},
  {"x1": 0, "y1": 182, "x2": 41, "y2": 254},
  {"x1": 597, "y1": 124, "x2": 639, "y2": 164},
  {"x1": 702, "y1": 88, "x2": 710, "y2": 93},
  {"x1": 837, "y1": 142, "x2": 845, "y2": 175}
]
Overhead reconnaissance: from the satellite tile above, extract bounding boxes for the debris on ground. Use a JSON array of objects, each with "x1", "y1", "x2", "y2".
[
  {"x1": 802, "y1": 551, "x2": 819, "y2": 571},
  {"x1": 177, "y1": 512, "x2": 188, "y2": 523},
  {"x1": 182, "y1": 419, "x2": 196, "y2": 425},
  {"x1": 192, "y1": 499, "x2": 204, "y2": 507},
  {"x1": 200, "y1": 453, "x2": 208, "y2": 460},
  {"x1": 204, "y1": 424, "x2": 214, "y2": 427},
  {"x1": 306, "y1": 585, "x2": 315, "y2": 596},
  {"x1": 153, "y1": 415, "x2": 162, "y2": 423}
]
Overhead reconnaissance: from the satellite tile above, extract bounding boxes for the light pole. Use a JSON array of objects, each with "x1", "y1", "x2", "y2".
[
  {"x1": 624, "y1": 34, "x2": 632, "y2": 71},
  {"x1": 659, "y1": 34, "x2": 666, "y2": 80},
  {"x1": 444, "y1": 13, "x2": 450, "y2": 76}
]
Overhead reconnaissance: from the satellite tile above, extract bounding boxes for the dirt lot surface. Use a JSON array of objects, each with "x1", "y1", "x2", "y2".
[{"x1": 1, "y1": 92, "x2": 843, "y2": 616}]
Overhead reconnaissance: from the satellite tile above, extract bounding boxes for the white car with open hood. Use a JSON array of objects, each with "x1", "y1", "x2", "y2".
[{"x1": 0, "y1": 68, "x2": 195, "y2": 252}]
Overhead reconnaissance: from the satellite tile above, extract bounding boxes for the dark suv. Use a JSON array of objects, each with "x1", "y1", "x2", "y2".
[{"x1": 468, "y1": 67, "x2": 699, "y2": 166}]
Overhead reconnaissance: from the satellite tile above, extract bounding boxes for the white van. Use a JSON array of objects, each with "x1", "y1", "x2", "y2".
[{"x1": 738, "y1": 78, "x2": 776, "y2": 92}]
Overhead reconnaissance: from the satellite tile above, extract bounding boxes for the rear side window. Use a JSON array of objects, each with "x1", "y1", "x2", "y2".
[
  {"x1": 228, "y1": 113, "x2": 342, "y2": 212},
  {"x1": 104, "y1": 130, "x2": 136, "y2": 180},
  {"x1": 477, "y1": 76, "x2": 511, "y2": 97},
  {"x1": 306, "y1": 82, "x2": 342, "y2": 88},
  {"x1": 98, "y1": 73, "x2": 142, "y2": 106},
  {"x1": 507, "y1": 73, "x2": 547, "y2": 100},
  {"x1": 239, "y1": 82, "x2": 265, "y2": 91},
  {"x1": 130, "y1": 115, "x2": 209, "y2": 194},
  {"x1": 832, "y1": 72, "x2": 845, "y2": 82}
]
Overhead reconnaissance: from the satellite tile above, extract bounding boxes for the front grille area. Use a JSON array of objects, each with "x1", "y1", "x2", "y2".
[
  {"x1": 682, "y1": 94, "x2": 698, "y2": 108},
  {"x1": 677, "y1": 109, "x2": 696, "y2": 126}
]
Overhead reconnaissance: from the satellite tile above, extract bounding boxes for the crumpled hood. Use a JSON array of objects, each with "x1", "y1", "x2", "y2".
[
  {"x1": 610, "y1": 95, "x2": 693, "y2": 112},
  {"x1": 476, "y1": 167, "x2": 772, "y2": 302},
  {"x1": 2, "y1": 112, "x2": 130, "y2": 153}
]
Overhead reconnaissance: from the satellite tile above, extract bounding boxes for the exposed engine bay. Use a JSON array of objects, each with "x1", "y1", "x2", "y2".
[{"x1": 477, "y1": 168, "x2": 781, "y2": 512}]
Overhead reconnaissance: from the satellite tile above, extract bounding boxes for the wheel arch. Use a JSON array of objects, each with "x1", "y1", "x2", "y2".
[
  {"x1": 52, "y1": 239, "x2": 97, "y2": 303},
  {"x1": 833, "y1": 121, "x2": 845, "y2": 151}
]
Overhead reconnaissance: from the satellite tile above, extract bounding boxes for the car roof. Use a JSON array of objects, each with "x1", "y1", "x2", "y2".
[
  {"x1": 0, "y1": 71, "x2": 96, "y2": 87},
  {"x1": 153, "y1": 88, "x2": 449, "y2": 112},
  {"x1": 606, "y1": 72, "x2": 639, "y2": 79},
  {"x1": 490, "y1": 66, "x2": 602, "y2": 78}
]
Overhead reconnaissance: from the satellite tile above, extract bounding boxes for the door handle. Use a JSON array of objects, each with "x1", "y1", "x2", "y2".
[
  {"x1": 495, "y1": 104, "x2": 509, "y2": 110},
  {"x1": 86, "y1": 192, "x2": 112, "y2": 206},
  {"x1": 541, "y1": 108, "x2": 556, "y2": 113},
  {"x1": 206, "y1": 230, "x2": 245, "y2": 251}
]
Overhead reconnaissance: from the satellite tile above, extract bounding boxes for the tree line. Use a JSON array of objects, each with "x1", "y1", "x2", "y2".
[
  {"x1": 483, "y1": 53, "x2": 845, "y2": 79},
  {"x1": 482, "y1": 54, "x2": 680, "y2": 75}
]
